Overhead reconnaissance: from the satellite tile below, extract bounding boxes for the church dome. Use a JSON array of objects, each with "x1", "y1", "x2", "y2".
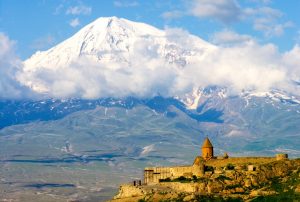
[{"x1": 202, "y1": 137, "x2": 213, "y2": 148}]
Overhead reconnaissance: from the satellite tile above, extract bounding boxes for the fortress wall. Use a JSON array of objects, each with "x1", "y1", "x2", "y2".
[
  {"x1": 144, "y1": 165, "x2": 202, "y2": 184},
  {"x1": 145, "y1": 166, "x2": 173, "y2": 184},
  {"x1": 276, "y1": 153, "x2": 288, "y2": 160},
  {"x1": 170, "y1": 166, "x2": 193, "y2": 178},
  {"x1": 144, "y1": 157, "x2": 278, "y2": 184},
  {"x1": 153, "y1": 167, "x2": 172, "y2": 183},
  {"x1": 205, "y1": 157, "x2": 276, "y2": 167}
]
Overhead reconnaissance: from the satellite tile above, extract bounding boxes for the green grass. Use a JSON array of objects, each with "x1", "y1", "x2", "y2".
[
  {"x1": 172, "y1": 176, "x2": 192, "y2": 183},
  {"x1": 159, "y1": 176, "x2": 192, "y2": 183},
  {"x1": 226, "y1": 163, "x2": 235, "y2": 170},
  {"x1": 250, "y1": 194, "x2": 300, "y2": 202},
  {"x1": 194, "y1": 195, "x2": 243, "y2": 202},
  {"x1": 225, "y1": 184, "x2": 242, "y2": 190},
  {"x1": 159, "y1": 176, "x2": 209, "y2": 183},
  {"x1": 216, "y1": 175, "x2": 232, "y2": 181}
]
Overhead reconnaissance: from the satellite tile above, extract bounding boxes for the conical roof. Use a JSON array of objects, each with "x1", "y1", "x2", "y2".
[{"x1": 202, "y1": 137, "x2": 213, "y2": 148}]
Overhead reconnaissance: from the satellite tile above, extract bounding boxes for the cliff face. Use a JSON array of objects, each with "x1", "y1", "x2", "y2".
[{"x1": 111, "y1": 159, "x2": 300, "y2": 202}]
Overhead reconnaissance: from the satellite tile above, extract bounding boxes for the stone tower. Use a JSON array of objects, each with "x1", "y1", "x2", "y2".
[{"x1": 202, "y1": 137, "x2": 213, "y2": 160}]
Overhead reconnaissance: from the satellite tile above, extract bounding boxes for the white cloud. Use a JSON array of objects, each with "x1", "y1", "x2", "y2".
[
  {"x1": 0, "y1": 33, "x2": 33, "y2": 99},
  {"x1": 161, "y1": 0, "x2": 242, "y2": 23},
  {"x1": 20, "y1": 51, "x2": 178, "y2": 99},
  {"x1": 140, "y1": 144, "x2": 155, "y2": 156},
  {"x1": 69, "y1": 18, "x2": 80, "y2": 28},
  {"x1": 17, "y1": 28, "x2": 300, "y2": 99},
  {"x1": 191, "y1": 43, "x2": 286, "y2": 93},
  {"x1": 282, "y1": 45, "x2": 300, "y2": 82},
  {"x1": 53, "y1": 3, "x2": 64, "y2": 15},
  {"x1": 211, "y1": 29, "x2": 254, "y2": 45},
  {"x1": 254, "y1": 20, "x2": 293, "y2": 37},
  {"x1": 188, "y1": 0, "x2": 242, "y2": 23},
  {"x1": 163, "y1": 1, "x2": 293, "y2": 38},
  {"x1": 162, "y1": 10, "x2": 183, "y2": 20},
  {"x1": 66, "y1": 5, "x2": 92, "y2": 15},
  {"x1": 244, "y1": 7, "x2": 293, "y2": 37},
  {"x1": 113, "y1": 1, "x2": 139, "y2": 7}
]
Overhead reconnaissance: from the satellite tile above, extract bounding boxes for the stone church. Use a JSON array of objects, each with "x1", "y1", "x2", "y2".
[{"x1": 144, "y1": 137, "x2": 214, "y2": 184}]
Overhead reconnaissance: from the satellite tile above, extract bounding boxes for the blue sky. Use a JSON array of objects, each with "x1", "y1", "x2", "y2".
[{"x1": 0, "y1": 0, "x2": 300, "y2": 60}]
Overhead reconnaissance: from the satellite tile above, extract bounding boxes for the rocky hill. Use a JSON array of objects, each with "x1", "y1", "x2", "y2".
[{"x1": 111, "y1": 158, "x2": 300, "y2": 202}]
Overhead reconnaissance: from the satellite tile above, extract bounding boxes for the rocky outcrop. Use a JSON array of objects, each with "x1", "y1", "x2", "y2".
[{"x1": 111, "y1": 159, "x2": 300, "y2": 202}]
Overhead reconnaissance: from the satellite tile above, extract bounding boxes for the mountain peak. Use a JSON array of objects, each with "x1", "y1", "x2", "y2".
[
  {"x1": 21, "y1": 17, "x2": 215, "y2": 93},
  {"x1": 23, "y1": 17, "x2": 167, "y2": 72},
  {"x1": 96, "y1": 16, "x2": 128, "y2": 27}
]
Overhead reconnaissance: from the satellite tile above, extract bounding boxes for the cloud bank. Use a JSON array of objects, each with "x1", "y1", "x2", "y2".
[
  {"x1": 15, "y1": 28, "x2": 300, "y2": 99},
  {"x1": 0, "y1": 33, "x2": 34, "y2": 99},
  {"x1": 188, "y1": 0, "x2": 242, "y2": 24},
  {"x1": 1, "y1": 29, "x2": 300, "y2": 100},
  {"x1": 163, "y1": 0, "x2": 293, "y2": 38}
]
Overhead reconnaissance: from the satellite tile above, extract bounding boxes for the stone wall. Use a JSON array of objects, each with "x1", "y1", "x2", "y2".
[
  {"x1": 276, "y1": 153, "x2": 288, "y2": 160},
  {"x1": 144, "y1": 155, "x2": 286, "y2": 185},
  {"x1": 144, "y1": 164, "x2": 204, "y2": 184}
]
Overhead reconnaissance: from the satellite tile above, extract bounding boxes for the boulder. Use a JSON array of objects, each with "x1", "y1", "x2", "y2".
[
  {"x1": 183, "y1": 194, "x2": 195, "y2": 201},
  {"x1": 244, "y1": 179, "x2": 252, "y2": 187},
  {"x1": 207, "y1": 181, "x2": 223, "y2": 193}
]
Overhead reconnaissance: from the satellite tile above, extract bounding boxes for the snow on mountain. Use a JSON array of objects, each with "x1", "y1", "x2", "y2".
[
  {"x1": 23, "y1": 17, "x2": 215, "y2": 72},
  {"x1": 18, "y1": 16, "x2": 298, "y2": 105},
  {"x1": 181, "y1": 86, "x2": 300, "y2": 110},
  {"x1": 243, "y1": 90, "x2": 300, "y2": 105},
  {"x1": 20, "y1": 17, "x2": 217, "y2": 95}
]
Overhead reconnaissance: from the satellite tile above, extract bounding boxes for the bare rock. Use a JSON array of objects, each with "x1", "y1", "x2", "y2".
[
  {"x1": 207, "y1": 181, "x2": 223, "y2": 193},
  {"x1": 235, "y1": 187, "x2": 245, "y2": 193},
  {"x1": 183, "y1": 194, "x2": 195, "y2": 201},
  {"x1": 295, "y1": 185, "x2": 300, "y2": 193},
  {"x1": 250, "y1": 175, "x2": 259, "y2": 186},
  {"x1": 244, "y1": 179, "x2": 252, "y2": 187}
]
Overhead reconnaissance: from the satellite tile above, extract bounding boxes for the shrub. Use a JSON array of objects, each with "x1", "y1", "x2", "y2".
[
  {"x1": 226, "y1": 163, "x2": 235, "y2": 170},
  {"x1": 193, "y1": 175, "x2": 197, "y2": 181},
  {"x1": 173, "y1": 176, "x2": 192, "y2": 183},
  {"x1": 159, "y1": 177, "x2": 171, "y2": 182},
  {"x1": 225, "y1": 184, "x2": 241, "y2": 190},
  {"x1": 205, "y1": 165, "x2": 214, "y2": 172},
  {"x1": 216, "y1": 175, "x2": 232, "y2": 181}
]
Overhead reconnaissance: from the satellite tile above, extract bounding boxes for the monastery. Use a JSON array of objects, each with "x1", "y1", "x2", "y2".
[
  {"x1": 144, "y1": 137, "x2": 215, "y2": 184},
  {"x1": 111, "y1": 136, "x2": 297, "y2": 202},
  {"x1": 143, "y1": 137, "x2": 288, "y2": 185}
]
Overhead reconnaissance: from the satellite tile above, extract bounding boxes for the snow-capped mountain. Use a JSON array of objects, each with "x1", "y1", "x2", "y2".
[
  {"x1": 23, "y1": 17, "x2": 215, "y2": 72},
  {"x1": 21, "y1": 17, "x2": 218, "y2": 95},
  {"x1": 2, "y1": 17, "x2": 300, "y2": 202},
  {"x1": 12, "y1": 16, "x2": 300, "y2": 132},
  {"x1": 19, "y1": 16, "x2": 299, "y2": 106}
]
